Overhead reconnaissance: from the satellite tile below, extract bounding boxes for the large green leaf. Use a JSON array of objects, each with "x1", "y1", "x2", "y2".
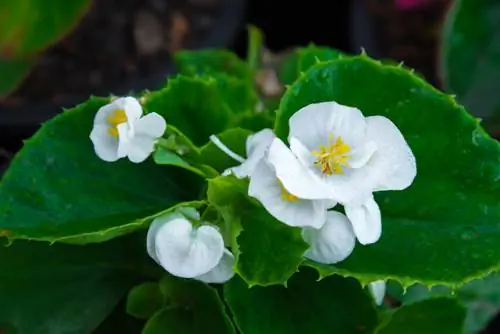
[
  {"x1": 141, "y1": 275, "x2": 235, "y2": 334},
  {"x1": 388, "y1": 274, "x2": 500, "y2": 334},
  {"x1": 207, "y1": 176, "x2": 308, "y2": 286},
  {"x1": 377, "y1": 298, "x2": 466, "y2": 334},
  {"x1": 173, "y1": 50, "x2": 258, "y2": 114},
  {"x1": 144, "y1": 75, "x2": 234, "y2": 145},
  {"x1": 278, "y1": 45, "x2": 344, "y2": 85},
  {"x1": 0, "y1": 0, "x2": 90, "y2": 57},
  {"x1": 0, "y1": 96, "x2": 202, "y2": 244},
  {"x1": 224, "y1": 268, "x2": 378, "y2": 334},
  {"x1": 0, "y1": 234, "x2": 151, "y2": 334},
  {"x1": 441, "y1": 0, "x2": 500, "y2": 119},
  {"x1": 275, "y1": 55, "x2": 500, "y2": 286},
  {"x1": 0, "y1": 57, "x2": 32, "y2": 97}
]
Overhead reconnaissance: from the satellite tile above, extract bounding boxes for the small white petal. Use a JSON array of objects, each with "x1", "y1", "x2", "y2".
[
  {"x1": 344, "y1": 196, "x2": 381, "y2": 245},
  {"x1": 224, "y1": 128, "x2": 276, "y2": 178},
  {"x1": 126, "y1": 135, "x2": 157, "y2": 163},
  {"x1": 195, "y1": 249, "x2": 235, "y2": 284},
  {"x1": 120, "y1": 96, "x2": 143, "y2": 122},
  {"x1": 365, "y1": 116, "x2": 417, "y2": 191},
  {"x1": 288, "y1": 101, "x2": 367, "y2": 151},
  {"x1": 154, "y1": 218, "x2": 225, "y2": 278},
  {"x1": 146, "y1": 212, "x2": 184, "y2": 264},
  {"x1": 267, "y1": 138, "x2": 334, "y2": 200},
  {"x1": 89, "y1": 125, "x2": 121, "y2": 162},
  {"x1": 368, "y1": 280, "x2": 386, "y2": 306},
  {"x1": 248, "y1": 160, "x2": 329, "y2": 228},
  {"x1": 93, "y1": 103, "x2": 119, "y2": 126},
  {"x1": 135, "y1": 113, "x2": 167, "y2": 138},
  {"x1": 302, "y1": 211, "x2": 356, "y2": 264}
]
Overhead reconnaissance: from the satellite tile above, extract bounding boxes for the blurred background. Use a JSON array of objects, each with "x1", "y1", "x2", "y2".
[{"x1": 1, "y1": 1, "x2": 500, "y2": 332}]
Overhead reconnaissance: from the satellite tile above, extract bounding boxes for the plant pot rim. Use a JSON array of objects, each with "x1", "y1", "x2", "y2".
[{"x1": 0, "y1": 0, "x2": 246, "y2": 131}]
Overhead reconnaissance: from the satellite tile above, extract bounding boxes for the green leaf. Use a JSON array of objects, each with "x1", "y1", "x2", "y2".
[
  {"x1": 207, "y1": 176, "x2": 308, "y2": 286},
  {"x1": 0, "y1": 0, "x2": 91, "y2": 57},
  {"x1": 377, "y1": 298, "x2": 466, "y2": 334},
  {"x1": 388, "y1": 274, "x2": 500, "y2": 334},
  {"x1": 275, "y1": 55, "x2": 500, "y2": 286},
  {"x1": 141, "y1": 276, "x2": 235, "y2": 334},
  {"x1": 441, "y1": 0, "x2": 500, "y2": 118},
  {"x1": 173, "y1": 50, "x2": 258, "y2": 114},
  {"x1": 0, "y1": 234, "x2": 150, "y2": 334},
  {"x1": 174, "y1": 49, "x2": 251, "y2": 79},
  {"x1": 0, "y1": 57, "x2": 32, "y2": 97},
  {"x1": 0, "y1": 96, "x2": 203, "y2": 244},
  {"x1": 126, "y1": 282, "x2": 163, "y2": 320},
  {"x1": 199, "y1": 128, "x2": 252, "y2": 173},
  {"x1": 233, "y1": 112, "x2": 274, "y2": 132},
  {"x1": 144, "y1": 76, "x2": 234, "y2": 145},
  {"x1": 153, "y1": 147, "x2": 207, "y2": 178},
  {"x1": 224, "y1": 268, "x2": 378, "y2": 334},
  {"x1": 278, "y1": 45, "x2": 344, "y2": 85}
]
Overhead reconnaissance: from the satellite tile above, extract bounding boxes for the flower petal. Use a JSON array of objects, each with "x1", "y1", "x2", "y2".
[
  {"x1": 224, "y1": 128, "x2": 276, "y2": 178},
  {"x1": 135, "y1": 113, "x2": 167, "y2": 138},
  {"x1": 126, "y1": 135, "x2": 157, "y2": 163},
  {"x1": 195, "y1": 249, "x2": 235, "y2": 284},
  {"x1": 288, "y1": 101, "x2": 367, "y2": 150},
  {"x1": 146, "y1": 212, "x2": 184, "y2": 264},
  {"x1": 267, "y1": 138, "x2": 334, "y2": 200},
  {"x1": 365, "y1": 116, "x2": 417, "y2": 191},
  {"x1": 120, "y1": 96, "x2": 143, "y2": 122},
  {"x1": 89, "y1": 125, "x2": 121, "y2": 162},
  {"x1": 93, "y1": 103, "x2": 118, "y2": 126},
  {"x1": 248, "y1": 160, "x2": 329, "y2": 228},
  {"x1": 302, "y1": 211, "x2": 356, "y2": 264},
  {"x1": 368, "y1": 280, "x2": 386, "y2": 306},
  {"x1": 344, "y1": 196, "x2": 381, "y2": 245},
  {"x1": 154, "y1": 218, "x2": 224, "y2": 278}
]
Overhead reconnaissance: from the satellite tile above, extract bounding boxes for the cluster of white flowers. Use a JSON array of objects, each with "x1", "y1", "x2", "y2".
[
  {"x1": 89, "y1": 97, "x2": 414, "y2": 298},
  {"x1": 213, "y1": 101, "x2": 416, "y2": 267}
]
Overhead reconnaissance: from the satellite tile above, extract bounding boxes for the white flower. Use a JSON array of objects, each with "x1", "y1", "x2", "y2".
[
  {"x1": 368, "y1": 280, "x2": 386, "y2": 306},
  {"x1": 146, "y1": 210, "x2": 234, "y2": 284},
  {"x1": 90, "y1": 96, "x2": 167, "y2": 163},
  {"x1": 268, "y1": 101, "x2": 416, "y2": 244},
  {"x1": 301, "y1": 211, "x2": 356, "y2": 264},
  {"x1": 210, "y1": 128, "x2": 334, "y2": 229},
  {"x1": 210, "y1": 128, "x2": 276, "y2": 178}
]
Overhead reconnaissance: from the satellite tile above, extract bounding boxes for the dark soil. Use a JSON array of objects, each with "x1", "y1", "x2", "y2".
[
  {"x1": 365, "y1": 0, "x2": 452, "y2": 87},
  {"x1": 1, "y1": 0, "x2": 221, "y2": 108}
]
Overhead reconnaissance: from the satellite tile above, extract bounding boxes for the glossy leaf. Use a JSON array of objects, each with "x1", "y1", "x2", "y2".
[
  {"x1": 0, "y1": 234, "x2": 150, "y2": 334},
  {"x1": 173, "y1": 50, "x2": 258, "y2": 113},
  {"x1": 141, "y1": 275, "x2": 235, "y2": 334},
  {"x1": 276, "y1": 55, "x2": 500, "y2": 286},
  {"x1": 207, "y1": 175, "x2": 308, "y2": 286},
  {"x1": 153, "y1": 147, "x2": 207, "y2": 178},
  {"x1": 377, "y1": 298, "x2": 466, "y2": 334},
  {"x1": 144, "y1": 75, "x2": 234, "y2": 145},
  {"x1": 441, "y1": 0, "x2": 500, "y2": 118},
  {"x1": 199, "y1": 128, "x2": 252, "y2": 173},
  {"x1": 0, "y1": 0, "x2": 90, "y2": 57},
  {"x1": 278, "y1": 45, "x2": 344, "y2": 85},
  {"x1": 388, "y1": 274, "x2": 500, "y2": 334},
  {"x1": 0, "y1": 96, "x2": 203, "y2": 244},
  {"x1": 224, "y1": 268, "x2": 378, "y2": 334},
  {"x1": 126, "y1": 282, "x2": 163, "y2": 320},
  {"x1": 0, "y1": 57, "x2": 32, "y2": 97},
  {"x1": 174, "y1": 49, "x2": 250, "y2": 79}
]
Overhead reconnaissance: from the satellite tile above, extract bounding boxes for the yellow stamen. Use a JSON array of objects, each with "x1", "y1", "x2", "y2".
[
  {"x1": 312, "y1": 136, "x2": 351, "y2": 175},
  {"x1": 278, "y1": 180, "x2": 299, "y2": 202},
  {"x1": 106, "y1": 109, "x2": 127, "y2": 137}
]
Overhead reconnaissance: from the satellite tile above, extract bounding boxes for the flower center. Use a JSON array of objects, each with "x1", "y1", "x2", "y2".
[
  {"x1": 278, "y1": 180, "x2": 299, "y2": 202},
  {"x1": 312, "y1": 136, "x2": 351, "y2": 175},
  {"x1": 106, "y1": 109, "x2": 128, "y2": 137}
]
